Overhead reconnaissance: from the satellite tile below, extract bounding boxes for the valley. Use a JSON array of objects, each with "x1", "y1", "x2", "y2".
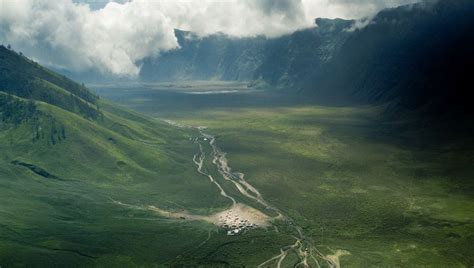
[
  {"x1": 94, "y1": 82, "x2": 474, "y2": 267},
  {"x1": 1, "y1": 0, "x2": 473, "y2": 266}
]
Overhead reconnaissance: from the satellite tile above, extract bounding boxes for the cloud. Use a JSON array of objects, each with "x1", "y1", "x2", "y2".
[
  {"x1": 73, "y1": 0, "x2": 128, "y2": 10},
  {"x1": 0, "y1": 0, "x2": 420, "y2": 76},
  {"x1": 1, "y1": 0, "x2": 178, "y2": 76},
  {"x1": 252, "y1": 0, "x2": 305, "y2": 21},
  {"x1": 301, "y1": 0, "x2": 420, "y2": 22}
]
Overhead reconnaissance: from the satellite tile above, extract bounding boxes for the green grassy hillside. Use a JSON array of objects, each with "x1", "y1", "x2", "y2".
[
  {"x1": 0, "y1": 46, "x2": 243, "y2": 266},
  {"x1": 1, "y1": 45, "x2": 99, "y2": 119},
  {"x1": 0, "y1": 97, "x2": 238, "y2": 266}
]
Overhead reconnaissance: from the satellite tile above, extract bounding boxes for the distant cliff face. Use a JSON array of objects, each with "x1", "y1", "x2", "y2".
[
  {"x1": 314, "y1": 0, "x2": 474, "y2": 112},
  {"x1": 138, "y1": 0, "x2": 474, "y2": 113},
  {"x1": 251, "y1": 18, "x2": 354, "y2": 89},
  {"x1": 251, "y1": 0, "x2": 474, "y2": 111},
  {"x1": 139, "y1": 30, "x2": 267, "y2": 81},
  {"x1": 139, "y1": 18, "x2": 354, "y2": 84}
]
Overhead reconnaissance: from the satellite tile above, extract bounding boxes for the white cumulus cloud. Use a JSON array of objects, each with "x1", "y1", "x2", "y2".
[{"x1": 0, "y1": 0, "x2": 420, "y2": 76}]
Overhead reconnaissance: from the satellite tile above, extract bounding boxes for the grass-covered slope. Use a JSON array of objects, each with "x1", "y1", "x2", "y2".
[
  {"x1": 1, "y1": 44, "x2": 191, "y2": 185},
  {"x1": 0, "y1": 46, "x2": 235, "y2": 266},
  {"x1": 0, "y1": 45, "x2": 99, "y2": 119}
]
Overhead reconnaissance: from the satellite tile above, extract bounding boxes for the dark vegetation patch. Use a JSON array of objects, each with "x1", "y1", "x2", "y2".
[
  {"x1": 11, "y1": 160, "x2": 63, "y2": 180},
  {"x1": 0, "y1": 93, "x2": 38, "y2": 125}
]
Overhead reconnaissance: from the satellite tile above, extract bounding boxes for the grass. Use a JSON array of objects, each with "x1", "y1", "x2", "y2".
[
  {"x1": 2, "y1": 48, "x2": 305, "y2": 266},
  {"x1": 94, "y1": 82, "x2": 474, "y2": 267},
  {"x1": 1, "y1": 79, "x2": 473, "y2": 266},
  {"x1": 0, "y1": 95, "x2": 246, "y2": 266}
]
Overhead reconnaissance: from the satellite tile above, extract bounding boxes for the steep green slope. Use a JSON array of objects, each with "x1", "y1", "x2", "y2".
[
  {"x1": 0, "y1": 45, "x2": 99, "y2": 119},
  {"x1": 0, "y1": 45, "x2": 234, "y2": 266},
  {"x1": 1, "y1": 45, "x2": 196, "y2": 185}
]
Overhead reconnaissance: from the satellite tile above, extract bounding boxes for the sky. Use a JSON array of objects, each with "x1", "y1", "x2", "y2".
[{"x1": 0, "y1": 0, "x2": 420, "y2": 77}]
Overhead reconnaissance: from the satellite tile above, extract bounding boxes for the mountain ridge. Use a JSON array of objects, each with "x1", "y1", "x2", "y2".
[
  {"x1": 136, "y1": 0, "x2": 474, "y2": 114},
  {"x1": 0, "y1": 45, "x2": 100, "y2": 119}
]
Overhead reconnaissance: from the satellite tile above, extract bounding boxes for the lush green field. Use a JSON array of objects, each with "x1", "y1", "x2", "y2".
[{"x1": 95, "y1": 82, "x2": 474, "y2": 267}]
